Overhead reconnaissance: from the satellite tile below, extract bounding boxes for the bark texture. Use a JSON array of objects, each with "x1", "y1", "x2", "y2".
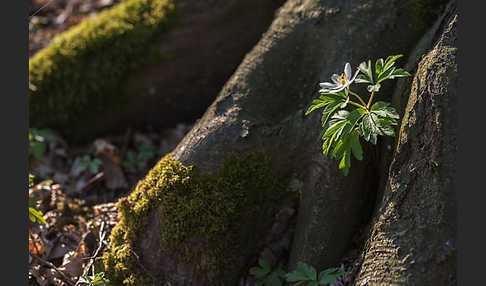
[
  {"x1": 121, "y1": 0, "x2": 448, "y2": 284},
  {"x1": 354, "y1": 2, "x2": 457, "y2": 285}
]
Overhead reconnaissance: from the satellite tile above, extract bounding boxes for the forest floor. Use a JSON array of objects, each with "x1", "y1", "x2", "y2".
[
  {"x1": 29, "y1": 2, "x2": 195, "y2": 285},
  {"x1": 28, "y1": 1, "x2": 364, "y2": 285}
]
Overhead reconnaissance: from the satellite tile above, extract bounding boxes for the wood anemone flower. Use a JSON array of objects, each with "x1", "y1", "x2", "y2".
[{"x1": 319, "y1": 63, "x2": 359, "y2": 92}]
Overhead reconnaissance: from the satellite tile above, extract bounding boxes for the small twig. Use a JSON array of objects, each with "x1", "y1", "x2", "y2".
[
  {"x1": 76, "y1": 222, "x2": 107, "y2": 285},
  {"x1": 79, "y1": 172, "x2": 105, "y2": 193},
  {"x1": 29, "y1": 0, "x2": 56, "y2": 19},
  {"x1": 31, "y1": 254, "x2": 76, "y2": 286}
]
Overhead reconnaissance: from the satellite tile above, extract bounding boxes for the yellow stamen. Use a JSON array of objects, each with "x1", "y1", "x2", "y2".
[{"x1": 338, "y1": 73, "x2": 347, "y2": 84}]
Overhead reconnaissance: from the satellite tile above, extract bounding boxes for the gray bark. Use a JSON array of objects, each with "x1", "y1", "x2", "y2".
[
  {"x1": 131, "y1": 0, "x2": 448, "y2": 284},
  {"x1": 354, "y1": 2, "x2": 457, "y2": 285}
]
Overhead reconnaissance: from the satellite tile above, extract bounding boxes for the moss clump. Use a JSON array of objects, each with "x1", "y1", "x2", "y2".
[
  {"x1": 102, "y1": 152, "x2": 285, "y2": 285},
  {"x1": 29, "y1": 0, "x2": 177, "y2": 138}
]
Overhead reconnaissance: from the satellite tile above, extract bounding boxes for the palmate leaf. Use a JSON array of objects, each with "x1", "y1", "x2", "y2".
[
  {"x1": 285, "y1": 262, "x2": 317, "y2": 283},
  {"x1": 305, "y1": 91, "x2": 348, "y2": 116},
  {"x1": 320, "y1": 109, "x2": 366, "y2": 176},
  {"x1": 318, "y1": 268, "x2": 347, "y2": 285},
  {"x1": 250, "y1": 259, "x2": 271, "y2": 279},
  {"x1": 376, "y1": 54, "x2": 411, "y2": 83},
  {"x1": 360, "y1": 101, "x2": 399, "y2": 144},
  {"x1": 356, "y1": 54, "x2": 410, "y2": 87},
  {"x1": 356, "y1": 60, "x2": 373, "y2": 84}
]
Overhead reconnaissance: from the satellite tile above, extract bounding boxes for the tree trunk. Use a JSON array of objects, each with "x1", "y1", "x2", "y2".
[
  {"x1": 29, "y1": 0, "x2": 283, "y2": 141},
  {"x1": 354, "y1": 2, "x2": 457, "y2": 285},
  {"x1": 103, "y1": 0, "x2": 449, "y2": 285}
]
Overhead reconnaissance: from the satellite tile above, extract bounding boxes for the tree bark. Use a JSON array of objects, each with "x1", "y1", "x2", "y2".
[
  {"x1": 104, "y1": 0, "x2": 449, "y2": 284},
  {"x1": 29, "y1": 0, "x2": 284, "y2": 141},
  {"x1": 354, "y1": 2, "x2": 457, "y2": 285}
]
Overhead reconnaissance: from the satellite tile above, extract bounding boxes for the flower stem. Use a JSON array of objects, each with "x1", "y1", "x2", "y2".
[
  {"x1": 366, "y1": 90, "x2": 375, "y2": 109},
  {"x1": 348, "y1": 100, "x2": 367, "y2": 109},
  {"x1": 348, "y1": 90, "x2": 367, "y2": 106}
]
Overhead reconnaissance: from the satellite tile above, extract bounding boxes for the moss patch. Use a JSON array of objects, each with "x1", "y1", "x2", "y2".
[
  {"x1": 102, "y1": 152, "x2": 286, "y2": 285},
  {"x1": 29, "y1": 0, "x2": 177, "y2": 138}
]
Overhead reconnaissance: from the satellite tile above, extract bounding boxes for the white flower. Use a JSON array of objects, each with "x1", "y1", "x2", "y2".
[{"x1": 319, "y1": 63, "x2": 359, "y2": 92}]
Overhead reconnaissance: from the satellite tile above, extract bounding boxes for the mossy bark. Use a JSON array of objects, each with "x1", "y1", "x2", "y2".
[
  {"x1": 171, "y1": 0, "x2": 448, "y2": 274},
  {"x1": 103, "y1": 153, "x2": 286, "y2": 285},
  {"x1": 103, "y1": 0, "x2": 449, "y2": 284},
  {"x1": 29, "y1": 0, "x2": 177, "y2": 141},
  {"x1": 28, "y1": 0, "x2": 284, "y2": 142},
  {"x1": 354, "y1": 2, "x2": 457, "y2": 285}
]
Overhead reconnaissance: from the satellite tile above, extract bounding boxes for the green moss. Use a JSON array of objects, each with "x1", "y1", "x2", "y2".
[
  {"x1": 29, "y1": 0, "x2": 177, "y2": 138},
  {"x1": 102, "y1": 152, "x2": 286, "y2": 285}
]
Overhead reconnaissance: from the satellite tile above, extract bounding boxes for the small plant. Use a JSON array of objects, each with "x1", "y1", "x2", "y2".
[
  {"x1": 250, "y1": 260, "x2": 346, "y2": 286},
  {"x1": 122, "y1": 142, "x2": 158, "y2": 171},
  {"x1": 29, "y1": 128, "x2": 56, "y2": 160},
  {"x1": 74, "y1": 155, "x2": 103, "y2": 175},
  {"x1": 78, "y1": 272, "x2": 110, "y2": 286},
  {"x1": 284, "y1": 262, "x2": 346, "y2": 286},
  {"x1": 250, "y1": 259, "x2": 286, "y2": 286},
  {"x1": 28, "y1": 174, "x2": 46, "y2": 225},
  {"x1": 306, "y1": 55, "x2": 411, "y2": 175}
]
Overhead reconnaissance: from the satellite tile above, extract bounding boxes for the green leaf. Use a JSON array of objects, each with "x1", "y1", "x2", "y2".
[
  {"x1": 360, "y1": 102, "x2": 399, "y2": 143},
  {"x1": 285, "y1": 262, "x2": 315, "y2": 282},
  {"x1": 29, "y1": 197, "x2": 41, "y2": 208},
  {"x1": 361, "y1": 113, "x2": 380, "y2": 144},
  {"x1": 29, "y1": 207, "x2": 46, "y2": 225},
  {"x1": 389, "y1": 68, "x2": 411, "y2": 79},
  {"x1": 305, "y1": 99, "x2": 328, "y2": 115},
  {"x1": 354, "y1": 74, "x2": 372, "y2": 84},
  {"x1": 318, "y1": 93, "x2": 348, "y2": 130},
  {"x1": 375, "y1": 58, "x2": 384, "y2": 76},
  {"x1": 370, "y1": 101, "x2": 399, "y2": 119},
  {"x1": 259, "y1": 259, "x2": 271, "y2": 272},
  {"x1": 383, "y1": 54, "x2": 403, "y2": 71},
  {"x1": 350, "y1": 131, "x2": 363, "y2": 161},
  {"x1": 338, "y1": 150, "x2": 351, "y2": 176},
  {"x1": 29, "y1": 141, "x2": 47, "y2": 160},
  {"x1": 318, "y1": 268, "x2": 346, "y2": 285},
  {"x1": 285, "y1": 271, "x2": 308, "y2": 282},
  {"x1": 250, "y1": 267, "x2": 269, "y2": 280},
  {"x1": 264, "y1": 272, "x2": 283, "y2": 286},
  {"x1": 357, "y1": 60, "x2": 373, "y2": 84},
  {"x1": 377, "y1": 66, "x2": 396, "y2": 83}
]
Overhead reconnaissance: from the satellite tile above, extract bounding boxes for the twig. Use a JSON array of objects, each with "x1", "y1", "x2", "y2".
[
  {"x1": 78, "y1": 172, "x2": 105, "y2": 193},
  {"x1": 76, "y1": 222, "x2": 107, "y2": 285},
  {"x1": 29, "y1": 0, "x2": 56, "y2": 19},
  {"x1": 31, "y1": 254, "x2": 76, "y2": 286}
]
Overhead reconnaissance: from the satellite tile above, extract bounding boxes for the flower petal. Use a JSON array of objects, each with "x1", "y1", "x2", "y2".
[
  {"x1": 350, "y1": 69, "x2": 360, "y2": 83},
  {"x1": 331, "y1": 74, "x2": 340, "y2": 84},
  {"x1": 319, "y1": 82, "x2": 339, "y2": 89},
  {"x1": 344, "y1": 63, "x2": 352, "y2": 79},
  {"x1": 333, "y1": 84, "x2": 347, "y2": 92}
]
